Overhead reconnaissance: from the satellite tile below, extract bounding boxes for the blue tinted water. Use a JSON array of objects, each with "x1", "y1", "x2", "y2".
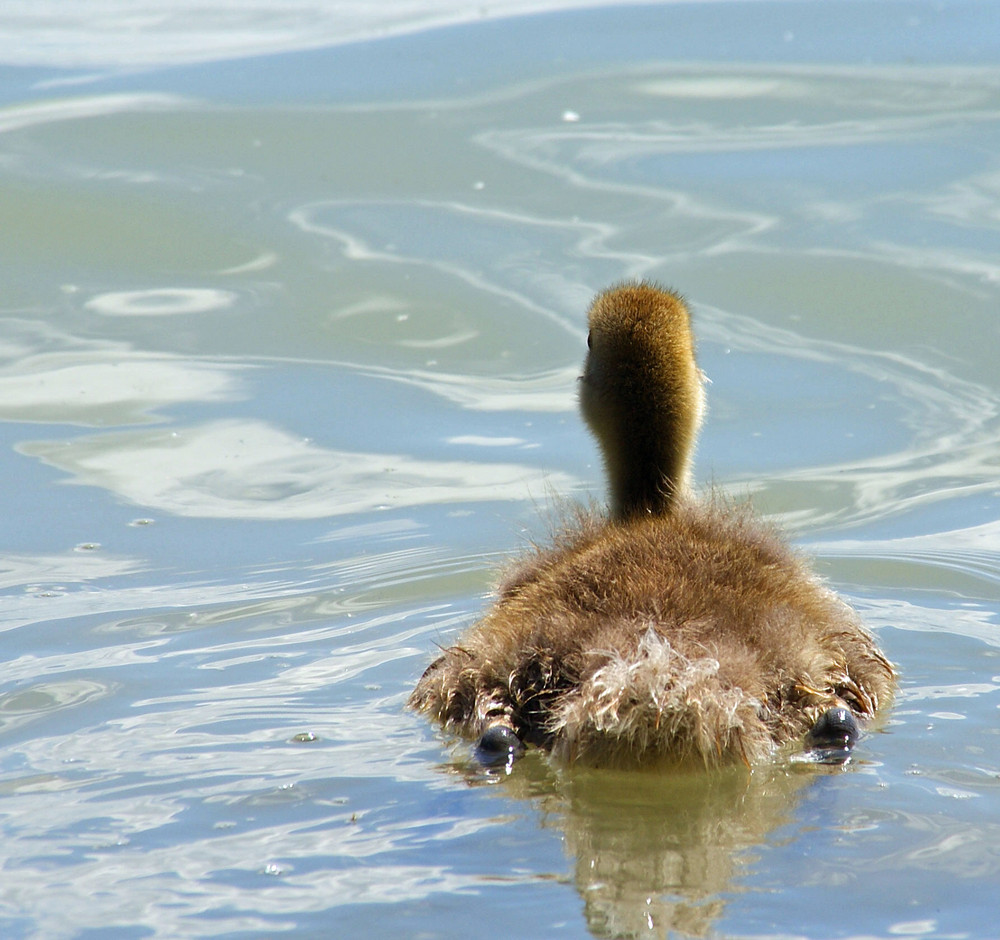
[{"x1": 1, "y1": 2, "x2": 1000, "y2": 938}]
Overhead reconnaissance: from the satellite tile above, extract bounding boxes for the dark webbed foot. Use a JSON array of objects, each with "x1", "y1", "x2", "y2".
[
  {"x1": 475, "y1": 724, "x2": 525, "y2": 768},
  {"x1": 805, "y1": 706, "x2": 860, "y2": 764}
]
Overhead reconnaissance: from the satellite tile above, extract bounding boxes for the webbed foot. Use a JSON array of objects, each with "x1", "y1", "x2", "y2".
[
  {"x1": 805, "y1": 706, "x2": 859, "y2": 764},
  {"x1": 474, "y1": 724, "x2": 525, "y2": 768}
]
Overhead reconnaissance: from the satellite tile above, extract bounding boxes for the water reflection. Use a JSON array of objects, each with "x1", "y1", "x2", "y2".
[
  {"x1": 22, "y1": 418, "x2": 578, "y2": 518},
  {"x1": 85, "y1": 287, "x2": 238, "y2": 316},
  {"x1": 0, "y1": 679, "x2": 111, "y2": 734},
  {"x1": 0, "y1": 319, "x2": 244, "y2": 426},
  {"x1": 0, "y1": 93, "x2": 187, "y2": 133},
  {"x1": 290, "y1": 198, "x2": 594, "y2": 339},
  {"x1": 698, "y1": 304, "x2": 1000, "y2": 532},
  {"x1": 467, "y1": 758, "x2": 814, "y2": 939},
  {"x1": 0, "y1": 549, "x2": 147, "y2": 594}
]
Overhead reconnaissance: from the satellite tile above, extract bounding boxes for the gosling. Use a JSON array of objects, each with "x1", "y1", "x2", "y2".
[{"x1": 409, "y1": 282, "x2": 894, "y2": 767}]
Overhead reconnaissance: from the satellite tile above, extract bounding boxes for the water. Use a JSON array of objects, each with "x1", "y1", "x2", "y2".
[{"x1": 2, "y1": 2, "x2": 1000, "y2": 937}]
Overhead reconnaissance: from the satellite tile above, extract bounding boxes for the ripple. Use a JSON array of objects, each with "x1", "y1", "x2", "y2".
[
  {"x1": 85, "y1": 288, "x2": 238, "y2": 317},
  {"x1": 0, "y1": 93, "x2": 188, "y2": 132},
  {"x1": 0, "y1": 551, "x2": 147, "y2": 593},
  {"x1": 0, "y1": 319, "x2": 243, "y2": 426},
  {"x1": 290, "y1": 197, "x2": 593, "y2": 340},
  {"x1": 0, "y1": 679, "x2": 110, "y2": 732},
  {"x1": 3, "y1": 1, "x2": 613, "y2": 69},
  {"x1": 22, "y1": 418, "x2": 580, "y2": 519},
  {"x1": 697, "y1": 303, "x2": 1000, "y2": 532}
]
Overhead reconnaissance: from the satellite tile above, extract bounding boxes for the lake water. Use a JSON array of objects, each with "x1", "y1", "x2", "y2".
[{"x1": 2, "y1": 2, "x2": 1000, "y2": 937}]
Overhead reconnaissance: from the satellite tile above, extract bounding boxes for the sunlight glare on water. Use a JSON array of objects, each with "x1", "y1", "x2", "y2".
[{"x1": 1, "y1": 2, "x2": 1000, "y2": 938}]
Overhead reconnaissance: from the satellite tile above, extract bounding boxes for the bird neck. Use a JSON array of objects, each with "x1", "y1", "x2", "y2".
[
  {"x1": 580, "y1": 291, "x2": 704, "y2": 522},
  {"x1": 597, "y1": 385, "x2": 702, "y2": 520}
]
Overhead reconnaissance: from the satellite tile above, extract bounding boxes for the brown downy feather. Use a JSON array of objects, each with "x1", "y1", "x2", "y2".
[{"x1": 409, "y1": 282, "x2": 895, "y2": 767}]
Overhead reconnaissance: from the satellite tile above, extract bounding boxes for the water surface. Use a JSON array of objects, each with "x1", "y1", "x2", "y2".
[{"x1": 1, "y1": 2, "x2": 1000, "y2": 938}]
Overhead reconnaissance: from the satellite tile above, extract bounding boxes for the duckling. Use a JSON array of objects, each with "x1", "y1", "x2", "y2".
[{"x1": 409, "y1": 282, "x2": 894, "y2": 767}]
